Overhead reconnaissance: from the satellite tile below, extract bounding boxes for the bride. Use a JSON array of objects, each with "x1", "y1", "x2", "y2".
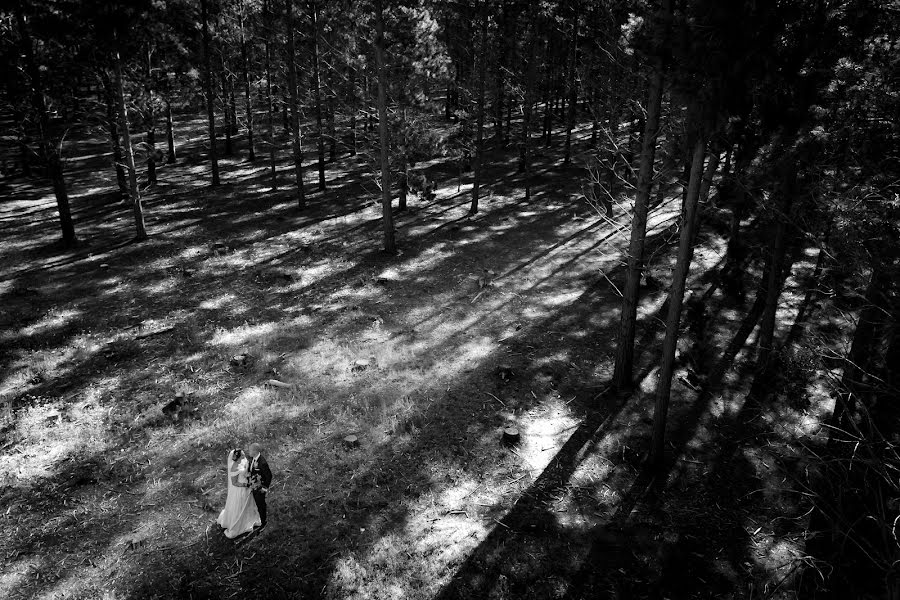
[{"x1": 217, "y1": 448, "x2": 261, "y2": 538}]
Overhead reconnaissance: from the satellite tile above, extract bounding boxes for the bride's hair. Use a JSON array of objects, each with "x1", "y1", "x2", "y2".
[{"x1": 231, "y1": 448, "x2": 243, "y2": 461}]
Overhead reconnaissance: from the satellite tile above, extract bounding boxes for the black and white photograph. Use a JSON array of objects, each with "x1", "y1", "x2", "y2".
[{"x1": 1, "y1": 0, "x2": 898, "y2": 597}]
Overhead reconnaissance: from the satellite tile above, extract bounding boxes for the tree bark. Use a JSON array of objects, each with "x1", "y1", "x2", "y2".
[
  {"x1": 17, "y1": 4, "x2": 76, "y2": 245},
  {"x1": 563, "y1": 8, "x2": 579, "y2": 165},
  {"x1": 755, "y1": 166, "x2": 795, "y2": 370},
  {"x1": 519, "y1": 3, "x2": 538, "y2": 201},
  {"x1": 611, "y1": 0, "x2": 672, "y2": 391},
  {"x1": 114, "y1": 49, "x2": 147, "y2": 241},
  {"x1": 222, "y1": 70, "x2": 233, "y2": 155},
  {"x1": 239, "y1": 0, "x2": 255, "y2": 161},
  {"x1": 285, "y1": 0, "x2": 305, "y2": 207},
  {"x1": 264, "y1": 0, "x2": 276, "y2": 188},
  {"x1": 100, "y1": 72, "x2": 128, "y2": 196},
  {"x1": 145, "y1": 51, "x2": 157, "y2": 186},
  {"x1": 649, "y1": 134, "x2": 706, "y2": 467},
  {"x1": 375, "y1": 0, "x2": 395, "y2": 252},
  {"x1": 311, "y1": 0, "x2": 326, "y2": 190},
  {"x1": 201, "y1": 0, "x2": 220, "y2": 185},
  {"x1": 165, "y1": 96, "x2": 176, "y2": 164},
  {"x1": 470, "y1": 1, "x2": 489, "y2": 215}
]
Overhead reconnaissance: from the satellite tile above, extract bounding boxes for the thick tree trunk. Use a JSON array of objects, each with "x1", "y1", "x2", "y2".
[
  {"x1": 375, "y1": 0, "x2": 394, "y2": 252},
  {"x1": 563, "y1": 10, "x2": 579, "y2": 165},
  {"x1": 494, "y1": 2, "x2": 508, "y2": 140},
  {"x1": 311, "y1": 0, "x2": 326, "y2": 190},
  {"x1": 17, "y1": 5, "x2": 75, "y2": 245},
  {"x1": 649, "y1": 134, "x2": 706, "y2": 467},
  {"x1": 470, "y1": 1, "x2": 489, "y2": 215},
  {"x1": 611, "y1": 0, "x2": 672, "y2": 391},
  {"x1": 114, "y1": 50, "x2": 147, "y2": 241},
  {"x1": 286, "y1": 0, "x2": 305, "y2": 207},
  {"x1": 201, "y1": 0, "x2": 220, "y2": 185},
  {"x1": 165, "y1": 97, "x2": 176, "y2": 164},
  {"x1": 264, "y1": 0, "x2": 276, "y2": 188},
  {"x1": 239, "y1": 1, "x2": 255, "y2": 161}
]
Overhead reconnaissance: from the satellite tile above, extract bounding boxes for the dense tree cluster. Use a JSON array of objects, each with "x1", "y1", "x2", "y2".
[{"x1": 3, "y1": 0, "x2": 898, "y2": 595}]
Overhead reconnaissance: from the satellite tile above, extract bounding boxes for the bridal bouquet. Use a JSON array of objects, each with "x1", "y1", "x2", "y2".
[{"x1": 248, "y1": 474, "x2": 267, "y2": 493}]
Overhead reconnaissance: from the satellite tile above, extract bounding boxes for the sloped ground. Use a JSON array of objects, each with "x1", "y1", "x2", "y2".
[{"x1": 0, "y1": 114, "x2": 837, "y2": 599}]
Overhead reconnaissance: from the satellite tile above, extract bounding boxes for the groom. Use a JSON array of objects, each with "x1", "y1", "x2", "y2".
[{"x1": 248, "y1": 443, "x2": 272, "y2": 529}]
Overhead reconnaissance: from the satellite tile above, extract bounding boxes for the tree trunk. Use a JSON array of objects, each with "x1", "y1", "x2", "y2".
[
  {"x1": 239, "y1": 0, "x2": 255, "y2": 161},
  {"x1": 165, "y1": 96, "x2": 176, "y2": 164},
  {"x1": 470, "y1": 1, "x2": 489, "y2": 215},
  {"x1": 519, "y1": 4, "x2": 538, "y2": 201},
  {"x1": 145, "y1": 52, "x2": 157, "y2": 186},
  {"x1": 264, "y1": 0, "x2": 276, "y2": 188},
  {"x1": 222, "y1": 70, "x2": 233, "y2": 156},
  {"x1": 114, "y1": 49, "x2": 147, "y2": 241},
  {"x1": 755, "y1": 166, "x2": 795, "y2": 370},
  {"x1": 17, "y1": 4, "x2": 75, "y2": 245},
  {"x1": 611, "y1": 0, "x2": 672, "y2": 391},
  {"x1": 327, "y1": 69, "x2": 337, "y2": 162},
  {"x1": 311, "y1": 0, "x2": 326, "y2": 190},
  {"x1": 541, "y1": 39, "x2": 552, "y2": 147},
  {"x1": 349, "y1": 68, "x2": 358, "y2": 156},
  {"x1": 649, "y1": 134, "x2": 706, "y2": 467},
  {"x1": 201, "y1": 0, "x2": 220, "y2": 186},
  {"x1": 563, "y1": 9, "x2": 579, "y2": 165},
  {"x1": 375, "y1": 0, "x2": 395, "y2": 252},
  {"x1": 286, "y1": 0, "x2": 305, "y2": 207},
  {"x1": 100, "y1": 73, "x2": 128, "y2": 195},
  {"x1": 494, "y1": 2, "x2": 508, "y2": 140}
]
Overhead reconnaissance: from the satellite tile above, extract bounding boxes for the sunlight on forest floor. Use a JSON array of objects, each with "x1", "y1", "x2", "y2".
[{"x1": 0, "y1": 123, "x2": 842, "y2": 599}]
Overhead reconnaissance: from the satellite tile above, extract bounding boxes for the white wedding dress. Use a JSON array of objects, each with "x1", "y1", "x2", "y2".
[{"x1": 216, "y1": 454, "x2": 261, "y2": 538}]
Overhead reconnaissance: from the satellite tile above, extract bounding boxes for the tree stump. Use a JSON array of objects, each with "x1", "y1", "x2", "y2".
[
  {"x1": 501, "y1": 427, "x2": 520, "y2": 446},
  {"x1": 343, "y1": 435, "x2": 360, "y2": 449}
]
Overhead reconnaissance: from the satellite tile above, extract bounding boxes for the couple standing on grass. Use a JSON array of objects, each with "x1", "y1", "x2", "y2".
[{"x1": 217, "y1": 443, "x2": 272, "y2": 538}]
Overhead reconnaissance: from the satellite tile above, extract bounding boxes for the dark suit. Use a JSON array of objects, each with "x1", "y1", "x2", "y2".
[{"x1": 249, "y1": 455, "x2": 272, "y2": 526}]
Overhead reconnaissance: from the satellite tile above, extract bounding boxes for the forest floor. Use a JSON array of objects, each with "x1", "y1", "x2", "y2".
[{"x1": 0, "y1": 114, "x2": 840, "y2": 599}]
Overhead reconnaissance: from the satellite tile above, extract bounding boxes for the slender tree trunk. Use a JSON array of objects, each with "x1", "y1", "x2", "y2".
[
  {"x1": 17, "y1": 4, "x2": 75, "y2": 245},
  {"x1": 563, "y1": 9, "x2": 579, "y2": 165},
  {"x1": 649, "y1": 134, "x2": 706, "y2": 467},
  {"x1": 229, "y1": 76, "x2": 238, "y2": 135},
  {"x1": 201, "y1": 0, "x2": 220, "y2": 185},
  {"x1": 349, "y1": 68, "x2": 358, "y2": 156},
  {"x1": 541, "y1": 39, "x2": 552, "y2": 147},
  {"x1": 165, "y1": 96, "x2": 176, "y2": 164},
  {"x1": 285, "y1": 0, "x2": 305, "y2": 207},
  {"x1": 114, "y1": 50, "x2": 147, "y2": 241},
  {"x1": 222, "y1": 70, "x2": 233, "y2": 155},
  {"x1": 311, "y1": 0, "x2": 326, "y2": 190},
  {"x1": 101, "y1": 74, "x2": 128, "y2": 195},
  {"x1": 611, "y1": 0, "x2": 672, "y2": 391},
  {"x1": 264, "y1": 0, "x2": 276, "y2": 188},
  {"x1": 470, "y1": 1, "x2": 489, "y2": 215},
  {"x1": 239, "y1": 1, "x2": 255, "y2": 161},
  {"x1": 519, "y1": 5, "x2": 538, "y2": 201},
  {"x1": 756, "y1": 166, "x2": 796, "y2": 370},
  {"x1": 145, "y1": 51, "x2": 157, "y2": 186},
  {"x1": 375, "y1": 0, "x2": 394, "y2": 252},
  {"x1": 327, "y1": 69, "x2": 337, "y2": 162},
  {"x1": 494, "y1": 2, "x2": 508, "y2": 140}
]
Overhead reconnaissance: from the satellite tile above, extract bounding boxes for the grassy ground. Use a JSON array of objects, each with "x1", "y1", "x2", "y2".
[{"x1": 0, "y1": 113, "x2": 841, "y2": 599}]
